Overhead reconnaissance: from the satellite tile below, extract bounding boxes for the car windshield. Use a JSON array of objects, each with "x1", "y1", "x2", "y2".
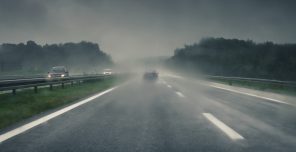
[
  {"x1": 1, "y1": 1, "x2": 296, "y2": 152},
  {"x1": 51, "y1": 67, "x2": 65, "y2": 73}
]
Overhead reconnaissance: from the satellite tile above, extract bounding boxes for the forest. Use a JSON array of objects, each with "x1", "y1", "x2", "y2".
[
  {"x1": 168, "y1": 37, "x2": 296, "y2": 81},
  {"x1": 0, "y1": 41, "x2": 112, "y2": 74}
]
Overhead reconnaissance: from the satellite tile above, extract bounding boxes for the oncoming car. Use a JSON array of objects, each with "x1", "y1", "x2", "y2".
[
  {"x1": 103, "y1": 69, "x2": 113, "y2": 75},
  {"x1": 47, "y1": 66, "x2": 69, "y2": 79}
]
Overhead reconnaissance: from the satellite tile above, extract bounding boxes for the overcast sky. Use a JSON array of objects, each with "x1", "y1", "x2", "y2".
[{"x1": 0, "y1": 0, "x2": 295, "y2": 61}]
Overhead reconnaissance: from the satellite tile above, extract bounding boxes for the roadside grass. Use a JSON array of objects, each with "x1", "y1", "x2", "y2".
[
  {"x1": 0, "y1": 77, "x2": 118, "y2": 130},
  {"x1": 208, "y1": 78, "x2": 296, "y2": 97}
]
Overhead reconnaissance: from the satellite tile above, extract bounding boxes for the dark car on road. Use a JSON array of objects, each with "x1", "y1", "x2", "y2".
[
  {"x1": 143, "y1": 70, "x2": 158, "y2": 81},
  {"x1": 47, "y1": 66, "x2": 69, "y2": 79}
]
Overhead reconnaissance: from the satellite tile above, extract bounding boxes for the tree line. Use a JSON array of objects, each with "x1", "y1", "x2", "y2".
[
  {"x1": 168, "y1": 37, "x2": 296, "y2": 81},
  {"x1": 0, "y1": 41, "x2": 112, "y2": 74}
]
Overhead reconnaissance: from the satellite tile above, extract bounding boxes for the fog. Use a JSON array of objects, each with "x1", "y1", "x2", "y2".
[
  {"x1": 1, "y1": 0, "x2": 296, "y2": 61},
  {"x1": 1, "y1": 2, "x2": 296, "y2": 150}
]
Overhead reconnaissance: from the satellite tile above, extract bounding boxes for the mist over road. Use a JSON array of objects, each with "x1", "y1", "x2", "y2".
[{"x1": 1, "y1": 75, "x2": 296, "y2": 152}]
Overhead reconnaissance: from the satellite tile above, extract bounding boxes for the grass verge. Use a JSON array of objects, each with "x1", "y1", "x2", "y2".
[
  {"x1": 0, "y1": 77, "x2": 119, "y2": 130},
  {"x1": 208, "y1": 78, "x2": 296, "y2": 97}
]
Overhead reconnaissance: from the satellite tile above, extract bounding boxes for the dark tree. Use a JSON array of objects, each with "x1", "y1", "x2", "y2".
[
  {"x1": 0, "y1": 41, "x2": 113, "y2": 74},
  {"x1": 168, "y1": 37, "x2": 296, "y2": 81}
]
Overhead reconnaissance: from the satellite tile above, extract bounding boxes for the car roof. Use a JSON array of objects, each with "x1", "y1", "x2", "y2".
[{"x1": 52, "y1": 66, "x2": 66, "y2": 69}]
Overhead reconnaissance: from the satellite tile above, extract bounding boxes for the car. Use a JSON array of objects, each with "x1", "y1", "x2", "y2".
[
  {"x1": 103, "y1": 69, "x2": 113, "y2": 75},
  {"x1": 143, "y1": 70, "x2": 158, "y2": 81},
  {"x1": 47, "y1": 66, "x2": 69, "y2": 78}
]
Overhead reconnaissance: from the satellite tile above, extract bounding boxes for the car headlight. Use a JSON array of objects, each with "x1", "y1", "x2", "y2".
[
  {"x1": 48, "y1": 74, "x2": 51, "y2": 78},
  {"x1": 61, "y1": 74, "x2": 65, "y2": 77}
]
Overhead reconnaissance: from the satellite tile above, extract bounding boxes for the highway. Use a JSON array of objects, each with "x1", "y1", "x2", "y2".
[{"x1": 1, "y1": 75, "x2": 296, "y2": 152}]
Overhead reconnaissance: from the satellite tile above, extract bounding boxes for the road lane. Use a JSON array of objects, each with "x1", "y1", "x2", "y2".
[
  {"x1": 0, "y1": 87, "x2": 118, "y2": 143},
  {"x1": 1, "y1": 76, "x2": 296, "y2": 151},
  {"x1": 164, "y1": 76, "x2": 296, "y2": 151},
  {"x1": 0, "y1": 79, "x2": 244, "y2": 152}
]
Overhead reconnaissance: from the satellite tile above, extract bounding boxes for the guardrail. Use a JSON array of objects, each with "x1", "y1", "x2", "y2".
[
  {"x1": 0, "y1": 74, "x2": 111, "y2": 95},
  {"x1": 0, "y1": 74, "x2": 46, "y2": 81},
  {"x1": 204, "y1": 75, "x2": 296, "y2": 88}
]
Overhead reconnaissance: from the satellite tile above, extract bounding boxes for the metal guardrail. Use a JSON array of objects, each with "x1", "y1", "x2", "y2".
[
  {"x1": 0, "y1": 73, "x2": 104, "y2": 81},
  {"x1": 204, "y1": 75, "x2": 296, "y2": 88},
  {"x1": 0, "y1": 74, "x2": 46, "y2": 81},
  {"x1": 0, "y1": 74, "x2": 110, "y2": 95}
]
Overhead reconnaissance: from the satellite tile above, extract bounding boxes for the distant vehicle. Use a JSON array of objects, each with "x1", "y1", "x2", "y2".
[
  {"x1": 103, "y1": 69, "x2": 113, "y2": 75},
  {"x1": 48, "y1": 66, "x2": 69, "y2": 78},
  {"x1": 143, "y1": 70, "x2": 158, "y2": 81}
]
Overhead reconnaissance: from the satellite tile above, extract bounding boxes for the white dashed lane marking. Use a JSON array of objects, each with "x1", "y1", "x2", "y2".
[
  {"x1": 175, "y1": 91, "x2": 185, "y2": 98},
  {"x1": 203, "y1": 113, "x2": 244, "y2": 141}
]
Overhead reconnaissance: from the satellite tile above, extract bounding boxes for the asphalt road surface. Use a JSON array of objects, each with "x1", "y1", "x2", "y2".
[{"x1": 1, "y1": 75, "x2": 296, "y2": 152}]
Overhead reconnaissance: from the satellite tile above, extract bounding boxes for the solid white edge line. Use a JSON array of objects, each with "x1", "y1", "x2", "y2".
[
  {"x1": 209, "y1": 84, "x2": 290, "y2": 105},
  {"x1": 165, "y1": 75, "x2": 290, "y2": 106},
  {"x1": 165, "y1": 74, "x2": 184, "y2": 79},
  {"x1": 203, "y1": 113, "x2": 244, "y2": 141},
  {"x1": 175, "y1": 91, "x2": 185, "y2": 98},
  {"x1": 0, "y1": 86, "x2": 118, "y2": 143}
]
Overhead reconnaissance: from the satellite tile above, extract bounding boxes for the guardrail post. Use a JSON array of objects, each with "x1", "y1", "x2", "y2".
[
  {"x1": 62, "y1": 83, "x2": 64, "y2": 88},
  {"x1": 228, "y1": 81, "x2": 232, "y2": 86},
  {"x1": 34, "y1": 86, "x2": 38, "y2": 93},
  {"x1": 12, "y1": 89, "x2": 16, "y2": 95},
  {"x1": 49, "y1": 84, "x2": 53, "y2": 90},
  {"x1": 71, "y1": 81, "x2": 74, "y2": 86}
]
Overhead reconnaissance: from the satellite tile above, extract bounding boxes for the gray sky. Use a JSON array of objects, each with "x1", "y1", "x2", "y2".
[{"x1": 0, "y1": 0, "x2": 296, "y2": 61}]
